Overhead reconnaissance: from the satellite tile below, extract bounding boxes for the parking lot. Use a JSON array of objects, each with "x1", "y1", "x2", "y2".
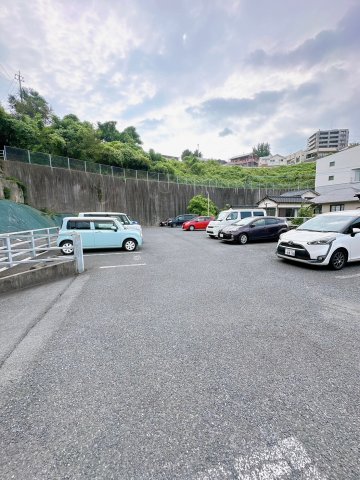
[{"x1": 1, "y1": 227, "x2": 360, "y2": 479}]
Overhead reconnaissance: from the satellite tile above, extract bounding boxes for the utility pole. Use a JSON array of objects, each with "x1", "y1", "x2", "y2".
[{"x1": 14, "y1": 71, "x2": 25, "y2": 101}]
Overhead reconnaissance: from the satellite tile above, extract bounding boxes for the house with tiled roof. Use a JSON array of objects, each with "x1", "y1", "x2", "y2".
[{"x1": 257, "y1": 190, "x2": 318, "y2": 218}]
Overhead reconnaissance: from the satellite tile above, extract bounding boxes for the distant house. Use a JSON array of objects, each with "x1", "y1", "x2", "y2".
[
  {"x1": 257, "y1": 190, "x2": 318, "y2": 218},
  {"x1": 228, "y1": 152, "x2": 259, "y2": 167},
  {"x1": 312, "y1": 145, "x2": 360, "y2": 212},
  {"x1": 258, "y1": 154, "x2": 286, "y2": 167},
  {"x1": 285, "y1": 150, "x2": 307, "y2": 165}
]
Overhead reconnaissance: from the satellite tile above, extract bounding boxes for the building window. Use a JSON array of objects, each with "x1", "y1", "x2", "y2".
[
  {"x1": 328, "y1": 175, "x2": 334, "y2": 181},
  {"x1": 353, "y1": 169, "x2": 360, "y2": 182},
  {"x1": 330, "y1": 205, "x2": 344, "y2": 212},
  {"x1": 329, "y1": 161, "x2": 335, "y2": 167}
]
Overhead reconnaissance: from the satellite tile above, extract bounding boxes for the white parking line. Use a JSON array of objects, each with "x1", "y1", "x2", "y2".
[
  {"x1": 195, "y1": 437, "x2": 326, "y2": 480},
  {"x1": 99, "y1": 263, "x2": 146, "y2": 269},
  {"x1": 84, "y1": 252, "x2": 140, "y2": 257},
  {"x1": 335, "y1": 272, "x2": 360, "y2": 279}
]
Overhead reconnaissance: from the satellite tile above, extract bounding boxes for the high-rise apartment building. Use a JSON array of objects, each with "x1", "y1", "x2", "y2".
[{"x1": 306, "y1": 129, "x2": 349, "y2": 160}]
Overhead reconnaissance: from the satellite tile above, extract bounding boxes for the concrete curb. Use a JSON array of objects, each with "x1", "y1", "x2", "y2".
[{"x1": 0, "y1": 261, "x2": 77, "y2": 294}]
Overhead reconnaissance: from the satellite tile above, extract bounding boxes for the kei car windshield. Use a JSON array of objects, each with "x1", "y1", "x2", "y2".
[
  {"x1": 233, "y1": 217, "x2": 254, "y2": 226},
  {"x1": 298, "y1": 215, "x2": 356, "y2": 233}
]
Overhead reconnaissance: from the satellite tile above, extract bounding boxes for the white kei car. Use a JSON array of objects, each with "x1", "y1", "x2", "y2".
[{"x1": 276, "y1": 210, "x2": 360, "y2": 270}]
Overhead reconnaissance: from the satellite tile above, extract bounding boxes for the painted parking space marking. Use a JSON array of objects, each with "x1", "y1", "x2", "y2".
[
  {"x1": 335, "y1": 272, "x2": 360, "y2": 279},
  {"x1": 99, "y1": 263, "x2": 146, "y2": 269},
  {"x1": 84, "y1": 252, "x2": 142, "y2": 257},
  {"x1": 195, "y1": 437, "x2": 326, "y2": 479}
]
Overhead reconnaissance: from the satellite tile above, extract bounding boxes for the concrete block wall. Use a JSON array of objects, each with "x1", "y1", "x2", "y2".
[{"x1": 2, "y1": 160, "x2": 287, "y2": 226}]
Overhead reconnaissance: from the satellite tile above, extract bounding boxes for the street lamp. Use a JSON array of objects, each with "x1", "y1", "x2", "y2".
[{"x1": 205, "y1": 190, "x2": 210, "y2": 216}]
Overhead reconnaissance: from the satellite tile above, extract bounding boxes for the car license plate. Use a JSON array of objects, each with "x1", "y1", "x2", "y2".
[
  {"x1": 219, "y1": 233, "x2": 223, "y2": 238},
  {"x1": 285, "y1": 248, "x2": 295, "y2": 257}
]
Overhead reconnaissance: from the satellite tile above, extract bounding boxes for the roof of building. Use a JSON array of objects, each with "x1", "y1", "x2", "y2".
[
  {"x1": 312, "y1": 183, "x2": 360, "y2": 204},
  {"x1": 280, "y1": 189, "x2": 317, "y2": 197},
  {"x1": 258, "y1": 195, "x2": 308, "y2": 204}
]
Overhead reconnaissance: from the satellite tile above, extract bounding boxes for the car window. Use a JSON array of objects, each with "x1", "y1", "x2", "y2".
[
  {"x1": 253, "y1": 211, "x2": 265, "y2": 216},
  {"x1": 350, "y1": 219, "x2": 360, "y2": 228},
  {"x1": 67, "y1": 220, "x2": 91, "y2": 230},
  {"x1": 226, "y1": 212, "x2": 238, "y2": 220},
  {"x1": 265, "y1": 218, "x2": 278, "y2": 225},
  {"x1": 240, "y1": 211, "x2": 252, "y2": 218},
  {"x1": 253, "y1": 219, "x2": 266, "y2": 227},
  {"x1": 233, "y1": 217, "x2": 254, "y2": 226},
  {"x1": 298, "y1": 215, "x2": 356, "y2": 233},
  {"x1": 348, "y1": 218, "x2": 360, "y2": 231},
  {"x1": 94, "y1": 221, "x2": 116, "y2": 230},
  {"x1": 177, "y1": 216, "x2": 184, "y2": 221},
  {"x1": 117, "y1": 214, "x2": 131, "y2": 225}
]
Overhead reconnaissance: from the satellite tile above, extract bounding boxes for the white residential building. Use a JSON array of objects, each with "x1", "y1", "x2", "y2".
[
  {"x1": 258, "y1": 154, "x2": 286, "y2": 167},
  {"x1": 285, "y1": 150, "x2": 307, "y2": 165},
  {"x1": 315, "y1": 146, "x2": 360, "y2": 188},
  {"x1": 305, "y1": 129, "x2": 349, "y2": 161},
  {"x1": 312, "y1": 145, "x2": 360, "y2": 212}
]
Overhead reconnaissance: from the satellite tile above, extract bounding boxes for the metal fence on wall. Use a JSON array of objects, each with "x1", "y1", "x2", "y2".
[{"x1": 3, "y1": 146, "x2": 315, "y2": 190}]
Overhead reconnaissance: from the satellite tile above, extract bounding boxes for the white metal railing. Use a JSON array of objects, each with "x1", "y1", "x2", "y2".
[{"x1": 0, "y1": 227, "x2": 84, "y2": 274}]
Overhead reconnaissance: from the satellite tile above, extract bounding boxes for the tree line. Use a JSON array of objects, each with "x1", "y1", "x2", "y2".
[{"x1": 0, "y1": 88, "x2": 315, "y2": 187}]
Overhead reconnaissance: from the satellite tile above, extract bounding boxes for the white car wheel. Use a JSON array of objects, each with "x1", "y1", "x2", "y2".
[
  {"x1": 123, "y1": 239, "x2": 137, "y2": 251},
  {"x1": 60, "y1": 241, "x2": 74, "y2": 255}
]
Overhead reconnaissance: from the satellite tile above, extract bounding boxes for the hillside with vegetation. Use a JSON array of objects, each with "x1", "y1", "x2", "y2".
[{"x1": 0, "y1": 88, "x2": 315, "y2": 188}]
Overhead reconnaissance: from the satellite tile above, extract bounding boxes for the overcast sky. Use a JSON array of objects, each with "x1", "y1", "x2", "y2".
[{"x1": 1, "y1": 0, "x2": 359, "y2": 159}]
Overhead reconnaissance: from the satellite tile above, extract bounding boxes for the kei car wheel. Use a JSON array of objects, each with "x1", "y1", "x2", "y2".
[
  {"x1": 60, "y1": 240, "x2": 74, "y2": 255},
  {"x1": 123, "y1": 239, "x2": 138, "y2": 252},
  {"x1": 329, "y1": 249, "x2": 347, "y2": 270},
  {"x1": 189, "y1": 225, "x2": 195, "y2": 231},
  {"x1": 239, "y1": 233, "x2": 248, "y2": 245}
]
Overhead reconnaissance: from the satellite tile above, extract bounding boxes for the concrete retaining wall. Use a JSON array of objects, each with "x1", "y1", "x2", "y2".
[
  {"x1": 0, "y1": 261, "x2": 77, "y2": 294},
  {"x1": 2, "y1": 160, "x2": 287, "y2": 226}
]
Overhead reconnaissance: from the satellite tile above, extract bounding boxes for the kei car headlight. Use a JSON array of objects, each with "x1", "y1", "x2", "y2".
[{"x1": 307, "y1": 237, "x2": 336, "y2": 245}]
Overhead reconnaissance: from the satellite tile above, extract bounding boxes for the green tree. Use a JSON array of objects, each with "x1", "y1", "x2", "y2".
[
  {"x1": 181, "y1": 149, "x2": 192, "y2": 159},
  {"x1": 149, "y1": 148, "x2": 163, "y2": 163},
  {"x1": 119, "y1": 126, "x2": 142, "y2": 145},
  {"x1": 187, "y1": 194, "x2": 218, "y2": 216},
  {"x1": 291, "y1": 204, "x2": 315, "y2": 226},
  {"x1": 97, "y1": 121, "x2": 122, "y2": 142},
  {"x1": 253, "y1": 142, "x2": 271, "y2": 157},
  {"x1": 8, "y1": 88, "x2": 53, "y2": 123}
]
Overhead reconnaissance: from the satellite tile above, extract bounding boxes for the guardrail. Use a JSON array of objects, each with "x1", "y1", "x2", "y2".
[{"x1": 0, "y1": 227, "x2": 84, "y2": 274}]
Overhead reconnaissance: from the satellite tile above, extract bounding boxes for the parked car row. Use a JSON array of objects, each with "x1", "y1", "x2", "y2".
[
  {"x1": 57, "y1": 211, "x2": 143, "y2": 255},
  {"x1": 165, "y1": 207, "x2": 360, "y2": 270}
]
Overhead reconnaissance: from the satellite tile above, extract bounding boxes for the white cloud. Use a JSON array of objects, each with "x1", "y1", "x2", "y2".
[{"x1": 0, "y1": 0, "x2": 359, "y2": 157}]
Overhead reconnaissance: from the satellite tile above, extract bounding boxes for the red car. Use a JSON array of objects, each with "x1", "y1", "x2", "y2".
[{"x1": 182, "y1": 216, "x2": 214, "y2": 231}]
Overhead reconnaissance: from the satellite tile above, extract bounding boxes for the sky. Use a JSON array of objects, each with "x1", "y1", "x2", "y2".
[{"x1": 0, "y1": 0, "x2": 360, "y2": 160}]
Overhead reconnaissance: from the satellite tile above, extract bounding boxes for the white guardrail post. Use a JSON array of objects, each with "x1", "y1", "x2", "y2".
[
  {"x1": 73, "y1": 233, "x2": 84, "y2": 274},
  {"x1": 5, "y1": 237, "x2": 13, "y2": 267}
]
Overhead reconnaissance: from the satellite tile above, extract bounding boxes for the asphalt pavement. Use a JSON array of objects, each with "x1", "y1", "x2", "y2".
[{"x1": 1, "y1": 227, "x2": 360, "y2": 479}]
